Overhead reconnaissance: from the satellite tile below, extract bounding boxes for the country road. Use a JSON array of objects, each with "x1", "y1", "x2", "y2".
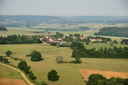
[{"x1": 0, "y1": 63, "x2": 34, "y2": 85}]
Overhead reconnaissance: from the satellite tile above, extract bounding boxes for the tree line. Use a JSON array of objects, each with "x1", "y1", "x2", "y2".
[
  {"x1": 0, "y1": 35, "x2": 42, "y2": 44},
  {"x1": 94, "y1": 27, "x2": 128, "y2": 37},
  {"x1": 121, "y1": 39, "x2": 128, "y2": 45},
  {"x1": 0, "y1": 26, "x2": 7, "y2": 31},
  {"x1": 71, "y1": 42, "x2": 128, "y2": 59},
  {"x1": 86, "y1": 74, "x2": 128, "y2": 85}
]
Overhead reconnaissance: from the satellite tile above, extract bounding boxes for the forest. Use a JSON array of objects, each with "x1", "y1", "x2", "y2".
[{"x1": 94, "y1": 27, "x2": 128, "y2": 37}]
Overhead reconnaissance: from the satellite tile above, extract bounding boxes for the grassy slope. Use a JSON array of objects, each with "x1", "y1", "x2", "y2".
[
  {"x1": 0, "y1": 64, "x2": 23, "y2": 79},
  {"x1": 0, "y1": 44, "x2": 128, "y2": 85}
]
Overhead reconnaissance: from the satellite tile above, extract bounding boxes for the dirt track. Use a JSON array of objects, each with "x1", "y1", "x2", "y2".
[
  {"x1": 80, "y1": 69, "x2": 128, "y2": 81},
  {"x1": 0, "y1": 63, "x2": 33, "y2": 85}
]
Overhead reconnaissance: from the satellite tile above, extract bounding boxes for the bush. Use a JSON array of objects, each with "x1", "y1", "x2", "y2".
[{"x1": 55, "y1": 56, "x2": 63, "y2": 64}]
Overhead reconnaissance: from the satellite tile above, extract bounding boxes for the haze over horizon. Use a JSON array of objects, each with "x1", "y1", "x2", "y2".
[{"x1": 0, "y1": 0, "x2": 128, "y2": 16}]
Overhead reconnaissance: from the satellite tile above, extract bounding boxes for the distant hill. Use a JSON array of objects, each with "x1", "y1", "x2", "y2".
[
  {"x1": 0, "y1": 15, "x2": 128, "y2": 27},
  {"x1": 94, "y1": 27, "x2": 128, "y2": 37}
]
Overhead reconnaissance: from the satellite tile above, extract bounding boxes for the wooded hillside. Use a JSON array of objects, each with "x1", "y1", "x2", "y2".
[{"x1": 94, "y1": 27, "x2": 128, "y2": 37}]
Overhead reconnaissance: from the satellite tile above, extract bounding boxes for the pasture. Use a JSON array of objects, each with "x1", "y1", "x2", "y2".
[
  {"x1": 0, "y1": 64, "x2": 23, "y2": 79},
  {"x1": 0, "y1": 43, "x2": 128, "y2": 85}
]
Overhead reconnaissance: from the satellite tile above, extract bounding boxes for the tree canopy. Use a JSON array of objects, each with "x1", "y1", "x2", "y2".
[
  {"x1": 86, "y1": 74, "x2": 128, "y2": 85},
  {"x1": 94, "y1": 27, "x2": 128, "y2": 37},
  {"x1": 30, "y1": 50, "x2": 43, "y2": 61},
  {"x1": 6, "y1": 50, "x2": 12, "y2": 57},
  {"x1": 47, "y1": 70, "x2": 59, "y2": 81}
]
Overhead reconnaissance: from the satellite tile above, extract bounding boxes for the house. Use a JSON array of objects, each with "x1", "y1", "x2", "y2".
[
  {"x1": 46, "y1": 36, "x2": 56, "y2": 41},
  {"x1": 57, "y1": 36, "x2": 66, "y2": 41},
  {"x1": 80, "y1": 37, "x2": 87, "y2": 40},
  {"x1": 90, "y1": 39, "x2": 102, "y2": 42}
]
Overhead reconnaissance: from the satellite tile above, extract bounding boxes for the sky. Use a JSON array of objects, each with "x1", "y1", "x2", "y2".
[{"x1": 0, "y1": 0, "x2": 128, "y2": 16}]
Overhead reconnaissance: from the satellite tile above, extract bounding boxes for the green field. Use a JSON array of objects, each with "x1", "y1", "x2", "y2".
[
  {"x1": 0, "y1": 44, "x2": 128, "y2": 85},
  {"x1": 0, "y1": 64, "x2": 23, "y2": 79}
]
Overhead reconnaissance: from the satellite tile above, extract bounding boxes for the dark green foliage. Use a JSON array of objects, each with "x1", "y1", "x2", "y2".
[
  {"x1": 3, "y1": 58, "x2": 9, "y2": 64},
  {"x1": 63, "y1": 36, "x2": 74, "y2": 43},
  {"x1": 71, "y1": 42, "x2": 85, "y2": 50},
  {"x1": 86, "y1": 74, "x2": 106, "y2": 85},
  {"x1": 6, "y1": 50, "x2": 12, "y2": 57},
  {"x1": 29, "y1": 72, "x2": 36, "y2": 80},
  {"x1": 74, "y1": 55, "x2": 82, "y2": 63},
  {"x1": 76, "y1": 46, "x2": 128, "y2": 59},
  {"x1": 47, "y1": 70, "x2": 59, "y2": 81},
  {"x1": 94, "y1": 27, "x2": 128, "y2": 37},
  {"x1": 113, "y1": 40, "x2": 118, "y2": 44},
  {"x1": 0, "y1": 26, "x2": 7, "y2": 31},
  {"x1": 0, "y1": 56, "x2": 3, "y2": 61},
  {"x1": 30, "y1": 50, "x2": 42, "y2": 61},
  {"x1": 0, "y1": 35, "x2": 42, "y2": 44},
  {"x1": 18, "y1": 61, "x2": 28, "y2": 70},
  {"x1": 121, "y1": 39, "x2": 128, "y2": 45},
  {"x1": 86, "y1": 74, "x2": 126, "y2": 85},
  {"x1": 74, "y1": 34, "x2": 80, "y2": 37},
  {"x1": 53, "y1": 32, "x2": 64, "y2": 39},
  {"x1": 24, "y1": 66, "x2": 31, "y2": 74},
  {"x1": 124, "y1": 79, "x2": 128, "y2": 85}
]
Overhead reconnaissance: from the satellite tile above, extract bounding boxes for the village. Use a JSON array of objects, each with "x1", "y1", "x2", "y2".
[{"x1": 40, "y1": 32, "x2": 104, "y2": 46}]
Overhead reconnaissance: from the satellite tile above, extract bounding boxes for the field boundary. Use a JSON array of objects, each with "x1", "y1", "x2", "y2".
[
  {"x1": 80, "y1": 69, "x2": 128, "y2": 81},
  {"x1": 0, "y1": 62, "x2": 33, "y2": 85}
]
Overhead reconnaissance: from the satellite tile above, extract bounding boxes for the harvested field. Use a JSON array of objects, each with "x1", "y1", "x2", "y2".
[
  {"x1": 80, "y1": 69, "x2": 128, "y2": 81},
  {"x1": 0, "y1": 78, "x2": 28, "y2": 85}
]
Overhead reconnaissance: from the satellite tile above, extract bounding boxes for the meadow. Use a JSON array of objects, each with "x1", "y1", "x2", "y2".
[
  {"x1": 0, "y1": 64, "x2": 23, "y2": 79},
  {"x1": 0, "y1": 43, "x2": 128, "y2": 85}
]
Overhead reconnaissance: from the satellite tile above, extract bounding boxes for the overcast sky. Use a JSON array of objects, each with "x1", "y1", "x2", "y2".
[{"x1": 0, "y1": 0, "x2": 128, "y2": 16}]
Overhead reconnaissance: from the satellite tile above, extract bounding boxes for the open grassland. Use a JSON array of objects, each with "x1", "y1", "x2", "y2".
[
  {"x1": 0, "y1": 64, "x2": 23, "y2": 79},
  {"x1": 0, "y1": 44, "x2": 128, "y2": 85}
]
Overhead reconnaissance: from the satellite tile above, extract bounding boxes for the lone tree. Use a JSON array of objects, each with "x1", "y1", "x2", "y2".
[
  {"x1": 6, "y1": 50, "x2": 12, "y2": 57},
  {"x1": 30, "y1": 50, "x2": 43, "y2": 61},
  {"x1": 47, "y1": 70, "x2": 59, "y2": 81}
]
